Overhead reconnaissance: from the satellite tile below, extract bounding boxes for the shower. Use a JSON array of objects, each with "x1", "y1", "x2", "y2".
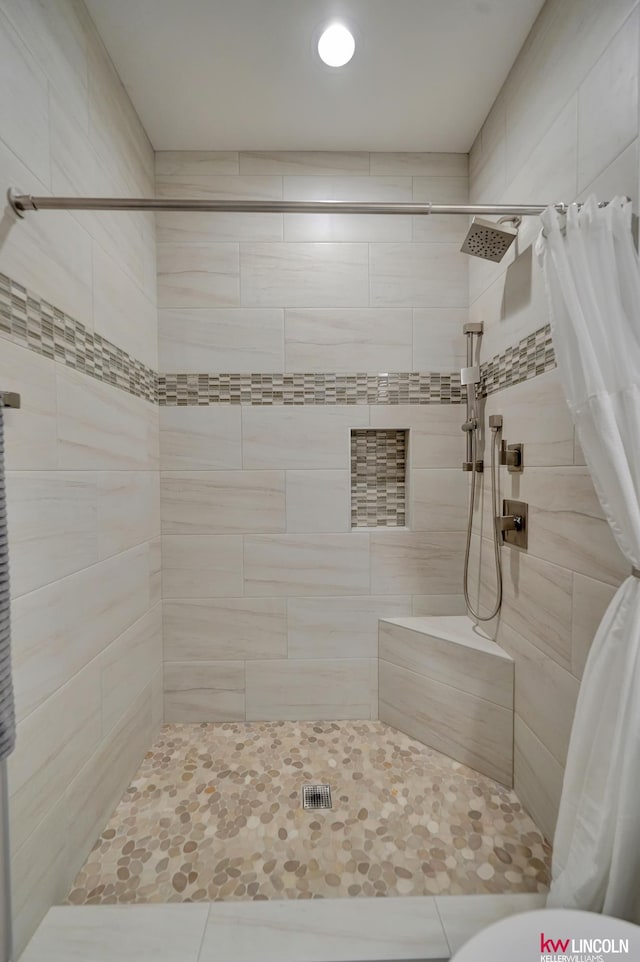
[
  {"x1": 460, "y1": 324, "x2": 525, "y2": 622},
  {"x1": 460, "y1": 215, "x2": 521, "y2": 262},
  {"x1": 460, "y1": 323, "x2": 503, "y2": 622},
  {"x1": 459, "y1": 212, "x2": 524, "y2": 622}
]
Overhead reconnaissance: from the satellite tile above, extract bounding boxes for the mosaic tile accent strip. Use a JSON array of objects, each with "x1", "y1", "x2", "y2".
[
  {"x1": 0, "y1": 272, "x2": 157, "y2": 404},
  {"x1": 481, "y1": 324, "x2": 555, "y2": 397},
  {"x1": 0, "y1": 272, "x2": 555, "y2": 408},
  {"x1": 67, "y1": 720, "x2": 551, "y2": 904},
  {"x1": 157, "y1": 372, "x2": 463, "y2": 406},
  {"x1": 351, "y1": 429, "x2": 407, "y2": 528}
]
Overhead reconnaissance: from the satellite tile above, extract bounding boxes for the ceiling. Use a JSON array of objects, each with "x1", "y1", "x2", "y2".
[{"x1": 85, "y1": 0, "x2": 546, "y2": 152}]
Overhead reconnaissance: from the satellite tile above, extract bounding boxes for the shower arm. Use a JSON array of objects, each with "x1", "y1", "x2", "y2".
[{"x1": 7, "y1": 189, "x2": 590, "y2": 218}]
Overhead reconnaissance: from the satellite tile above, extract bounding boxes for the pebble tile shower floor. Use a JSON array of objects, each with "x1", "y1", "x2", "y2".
[{"x1": 67, "y1": 721, "x2": 551, "y2": 904}]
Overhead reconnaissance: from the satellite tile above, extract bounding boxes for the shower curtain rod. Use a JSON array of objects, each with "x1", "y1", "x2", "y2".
[{"x1": 7, "y1": 189, "x2": 584, "y2": 218}]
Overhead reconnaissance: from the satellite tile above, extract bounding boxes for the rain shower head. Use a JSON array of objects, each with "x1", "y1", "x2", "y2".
[{"x1": 460, "y1": 216, "x2": 520, "y2": 262}]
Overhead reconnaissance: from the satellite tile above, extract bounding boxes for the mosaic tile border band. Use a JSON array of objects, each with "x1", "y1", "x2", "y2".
[
  {"x1": 157, "y1": 372, "x2": 463, "y2": 406},
  {"x1": 350, "y1": 429, "x2": 407, "y2": 528},
  {"x1": 1, "y1": 271, "x2": 555, "y2": 407},
  {"x1": 0, "y1": 272, "x2": 157, "y2": 404},
  {"x1": 480, "y1": 324, "x2": 556, "y2": 397}
]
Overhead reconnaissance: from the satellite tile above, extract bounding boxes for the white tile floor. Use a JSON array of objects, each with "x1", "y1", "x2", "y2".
[{"x1": 20, "y1": 893, "x2": 547, "y2": 961}]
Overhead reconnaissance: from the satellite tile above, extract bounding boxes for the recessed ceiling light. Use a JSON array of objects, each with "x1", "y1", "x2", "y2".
[{"x1": 317, "y1": 22, "x2": 355, "y2": 67}]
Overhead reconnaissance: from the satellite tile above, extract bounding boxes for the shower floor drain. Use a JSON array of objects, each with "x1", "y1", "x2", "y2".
[{"x1": 302, "y1": 784, "x2": 332, "y2": 810}]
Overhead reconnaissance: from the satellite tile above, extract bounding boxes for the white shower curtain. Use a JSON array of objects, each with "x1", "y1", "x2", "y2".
[{"x1": 536, "y1": 195, "x2": 640, "y2": 922}]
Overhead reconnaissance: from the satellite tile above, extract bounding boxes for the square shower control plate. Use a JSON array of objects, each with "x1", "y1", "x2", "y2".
[{"x1": 502, "y1": 499, "x2": 528, "y2": 549}]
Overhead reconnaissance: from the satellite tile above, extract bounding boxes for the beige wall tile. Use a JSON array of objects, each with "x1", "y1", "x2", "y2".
[
  {"x1": 157, "y1": 243, "x2": 240, "y2": 308},
  {"x1": 240, "y1": 151, "x2": 369, "y2": 175},
  {"x1": 514, "y1": 716, "x2": 564, "y2": 843},
  {"x1": 371, "y1": 531, "x2": 465, "y2": 595},
  {"x1": 48, "y1": 93, "x2": 153, "y2": 300},
  {"x1": 240, "y1": 244, "x2": 369, "y2": 307},
  {"x1": 501, "y1": 0, "x2": 636, "y2": 188},
  {"x1": 12, "y1": 545, "x2": 150, "y2": 720},
  {"x1": 241, "y1": 242, "x2": 369, "y2": 308},
  {"x1": 516, "y1": 466, "x2": 627, "y2": 585},
  {"x1": 0, "y1": 1, "x2": 158, "y2": 951},
  {"x1": 151, "y1": 664, "x2": 164, "y2": 732},
  {"x1": 410, "y1": 469, "x2": 470, "y2": 531},
  {"x1": 412, "y1": 308, "x2": 467, "y2": 370},
  {"x1": 10, "y1": 796, "x2": 68, "y2": 959},
  {"x1": 164, "y1": 662, "x2": 245, "y2": 722},
  {"x1": 370, "y1": 243, "x2": 468, "y2": 308},
  {"x1": 283, "y1": 212, "x2": 411, "y2": 243},
  {"x1": 245, "y1": 658, "x2": 376, "y2": 721},
  {"x1": 0, "y1": 9, "x2": 49, "y2": 184},
  {"x1": 500, "y1": 624, "x2": 580, "y2": 768},
  {"x1": 6, "y1": 472, "x2": 98, "y2": 597},
  {"x1": 288, "y1": 595, "x2": 412, "y2": 659},
  {"x1": 500, "y1": 553, "x2": 573, "y2": 671},
  {"x1": 379, "y1": 619, "x2": 513, "y2": 709},
  {"x1": 156, "y1": 150, "x2": 239, "y2": 175},
  {"x1": 1, "y1": 0, "x2": 88, "y2": 131},
  {"x1": 411, "y1": 594, "x2": 467, "y2": 616},
  {"x1": 64, "y1": 684, "x2": 153, "y2": 874},
  {"x1": 283, "y1": 175, "x2": 411, "y2": 202},
  {"x1": 100, "y1": 605, "x2": 163, "y2": 735},
  {"x1": 156, "y1": 210, "x2": 283, "y2": 244},
  {"x1": 370, "y1": 152, "x2": 469, "y2": 176},
  {"x1": 160, "y1": 406, "x2": 242, "y2": 470},
  {"x1": 156, "y1": 174, "x2": 281, "y2": 200},
  {"x1": 161, "y1": 470, "x2": 286, "y2": 534},
  {"x1": 200, "y1": 897, "x2": 449, "y2": 962},
  {"x1": 571, "y1": 572, "x2": 619, "y2": 679},
  {"x1": 484, "y1": 369, "x2": 574, "y2": 467},
  {"x1": 0, "y1": 341, "x2": 57, "y2": 470},
  {"x1": 435, "y1": 893, "x2": 546, "y2": 956},
  {"x1": 92, "y1": 244, "x2": 157, "y2": 368},
  {"x1": 85, "y1": 22, "x2": 153, "y2": 194},
  {"x1": 371, "y1": 404, "x2": 464, "y2": 469},
  {"x1": 158, "y1": 307, "x2": 284, "y2": 373},
  {"x1": 577, "y1": 9, "x2": 639, "y2": 191},
  {"x1": 9, "y1": 659, "x2": 102, "y2": 852},
  {"x1": 412, "y1": 176, "x2": 469, "y2": 243},
  {"x1": 162, "y1": 535, "x2": 244, "y2": 599},
  {"x1": 578, "y1": 137, "x2": 638, "y2": 211},
  {"x1": 21, "y1": 904, "x2": 210, "y2": 962},
  {"x1": 285, "y1": 470, "x2": 350, "y2": 533},
  {"x1": 469, "y1": 93, "x2": 507, "y2": 205},
  {"x1": 0, "y1": 142, "x2": 93, "y2": 325},
  {"x1": 163, "y1": 598, "x2": 287, "y2": 661},
  {"x1": 56, "y1": 368, "x2": 157, "y2": 471},
  {"x1": 379, "y1": 660, "x2": 513, "y2": 785},
  {"x1": 148, "y1": 536, "x2": 162, "y2": 607},
  {"x1": 242, "y1": 406, "x2": 368, "y2": 470},
  {"x1": 284, "y1": 308, "x2": 412, "y2": 372},
  {"x1": 97, "y1": 472, "x2": 159, "y2": 559},
  {"x1": 244, "y1": 533, "x2": 370, "y2": 597}
]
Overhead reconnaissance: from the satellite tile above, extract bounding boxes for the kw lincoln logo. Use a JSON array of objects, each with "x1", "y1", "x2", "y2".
[{"x1": 540, "y1": 930, "x2": 630, "y2": 962}]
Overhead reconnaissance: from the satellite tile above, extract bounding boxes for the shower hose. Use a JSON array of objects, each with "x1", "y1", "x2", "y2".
[{"x1": 462, "y1": 422, "x2": 503, "y2": 621}]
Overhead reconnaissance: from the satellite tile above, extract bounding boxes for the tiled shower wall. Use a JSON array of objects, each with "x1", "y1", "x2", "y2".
[
  {"x1": 0, "y1": 0, "x2": 160, "y2": 951},
  {"x1": 468, "y1": 0, "x2": 638, "y2": 842},
  {"x1": 156, "y1": 150, "x2": 471, "y2": 722}
]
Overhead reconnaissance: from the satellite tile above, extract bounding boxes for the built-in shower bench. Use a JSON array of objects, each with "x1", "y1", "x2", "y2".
[{"x1": 378, "y1": 616, "x2": 514, "y2": 787}]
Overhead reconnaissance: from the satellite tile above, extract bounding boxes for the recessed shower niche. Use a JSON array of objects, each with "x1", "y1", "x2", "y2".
[{"x1": 350, "y1": 429, "x2": 408, "y2": 528}]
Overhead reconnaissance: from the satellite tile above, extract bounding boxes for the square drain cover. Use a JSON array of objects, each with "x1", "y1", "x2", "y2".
[{"x1": 302, "y1": 784, "x2": 332, "y2": 810}]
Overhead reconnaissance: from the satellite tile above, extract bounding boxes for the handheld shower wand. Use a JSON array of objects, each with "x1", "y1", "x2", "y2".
[{"x1": 460, "y1": 325, "x2": 503, "y2": 622}]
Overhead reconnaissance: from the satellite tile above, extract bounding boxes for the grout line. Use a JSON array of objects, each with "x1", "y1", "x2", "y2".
[
  {"x1": 433, "y1": 897, "x2": 453, "y2": 960},
  {"x1": 195, "y1": 904, "x2": 211, "y2": 962}
]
